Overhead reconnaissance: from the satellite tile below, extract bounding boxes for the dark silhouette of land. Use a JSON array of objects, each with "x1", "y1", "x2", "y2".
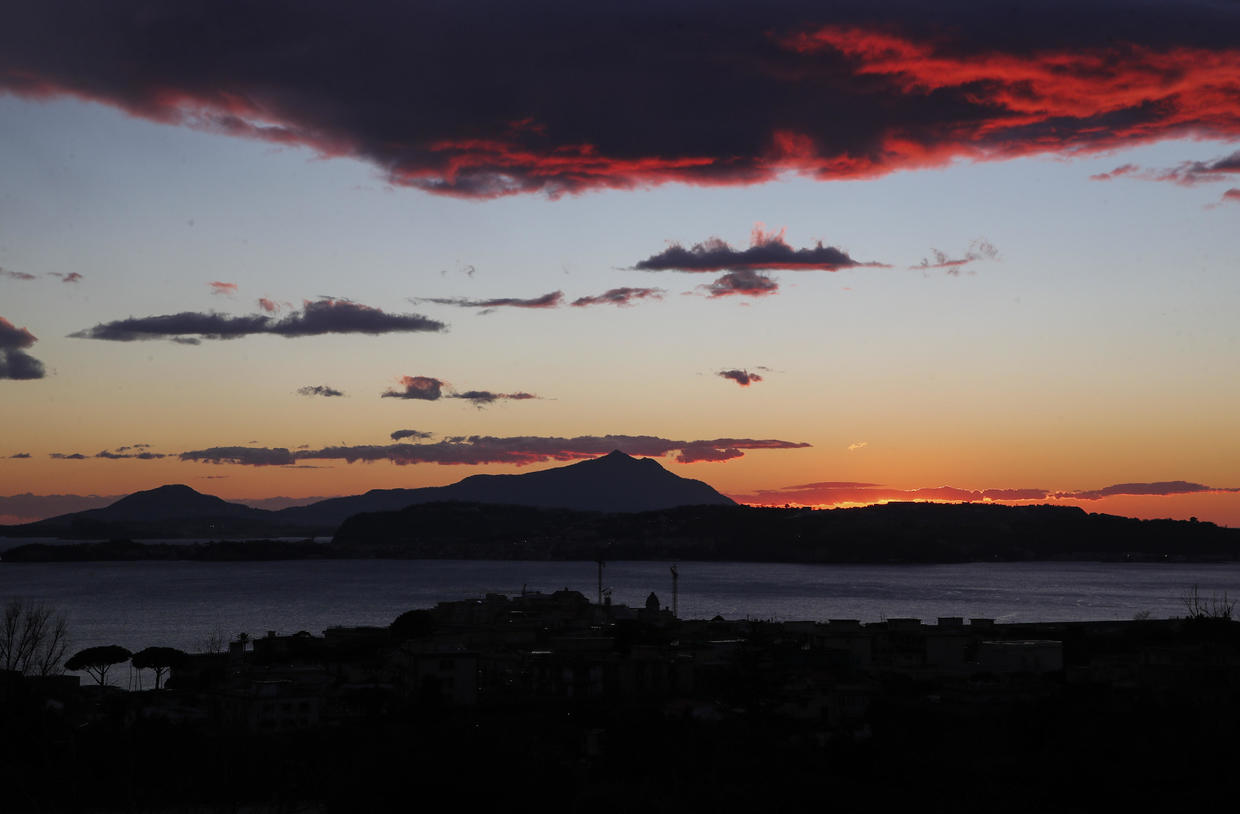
[
  {"x1": 5, "y1": 500, "x2": 1238, "y2": 563},
  {"x1": 0, "y1": 450, "x2": 734, "y2": 540},
  {"x1": 3, "y1": 451, "x2": 1237, "y2": 564},
  {"x1": 4, "y1": 589, "x2": 1239, "y2": 811}
]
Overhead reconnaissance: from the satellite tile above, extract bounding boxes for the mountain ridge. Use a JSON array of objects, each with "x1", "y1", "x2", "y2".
[{"x1": 0, "y1": 451, "x2": 735, "y2": 539}]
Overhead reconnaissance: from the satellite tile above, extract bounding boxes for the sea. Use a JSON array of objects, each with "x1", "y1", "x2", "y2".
[{"x1": 3, "y1": 559, "x2": 1240, "y2": 659}]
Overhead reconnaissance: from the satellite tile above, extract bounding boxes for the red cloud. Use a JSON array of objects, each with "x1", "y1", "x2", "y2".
[
  {"x1": 782, "y1": 28, "x2": 1240, "y2": 173},
  {"x1": 383, "y1": 375, "x2": 446, "y2": 401},
  {"x1": 718, "y1": 369, "x2": 763, "y2": 387},
  {"x1": 1090, "y1": 164, "x2": 1139, "y2": 181},
  {"x1": 733, "y1": 479, "x2": 1238, "y2": 507},
  {"x1": 7, "y1": 5, "x2": 1238, "y2": 199},
  {"x1": 209, "y1": 281, "x2": 238, "y2": 295}
]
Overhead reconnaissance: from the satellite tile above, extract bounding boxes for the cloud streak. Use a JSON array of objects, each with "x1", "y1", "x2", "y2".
[
  {"x1": 390, "y1": 429, "x2": 433, "y2": 441},
  {"x1": 209, "y1": 281, "x2": 238, "y2": 296},
  {"x1": 70, "y1": 298, "x2": 446, "y2": 342},
  {"x1": 571, "y1": 287, "x2": 665, "y2": 307},
  {"x1": 180, "y1": 435, "x2": 810, "y2": 467},
  {"x1": 0, "y1": 316, "x2": 46, "y2": 380},
  {"x1": 412, "y1": 291, "x2": 563, "y2": 313},
  {"x1": 297, "y1": 385, "x2": 345, "y2": 398},
  {"x1": 1, "y1": 267, "x2": 37, "y2": 281},
  {"x1": 382, "y1": 375, "x2": 540, "y2": 407},
  {"x1": 915, "y1": 239, "x2": 999, "y2": 274},
  {"x1": 734, "y1": 479, "x2": 1238, "y2": 507},
  {"x1": 6, "y1": 4, "x2": 1237, "y2": 199},
  {"x1": 179, "y1": 446, "x2": 297, "y2": 466}
]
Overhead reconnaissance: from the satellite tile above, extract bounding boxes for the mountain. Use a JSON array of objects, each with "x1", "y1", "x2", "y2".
[
  {"x1": 0, "y1": 453, "x2": 734, "y2": 540},
  {"x1": 275, "y1": 450, "x2": 735, "y2": 526}
]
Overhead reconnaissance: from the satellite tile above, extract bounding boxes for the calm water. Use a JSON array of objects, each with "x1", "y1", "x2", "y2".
[{"x1": 4, "y1": 560, "x2": 1240, "y2": 658}]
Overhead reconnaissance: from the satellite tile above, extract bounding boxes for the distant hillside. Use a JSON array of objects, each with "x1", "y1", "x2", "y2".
[
  {"x1": 0, "y1": 484, "x2": 314, "y2": 540},
  {"x1": 275, "y1": 450, "x2": 734, "y2": 526},
  {"x1": 332, "y1": 500, "x2": 1240, "y2": 563}
]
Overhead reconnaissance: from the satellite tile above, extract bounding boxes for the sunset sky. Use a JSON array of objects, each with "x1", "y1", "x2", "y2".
[{"x1": 2, "y1": 1, "x2": 1239, "y2": 526}]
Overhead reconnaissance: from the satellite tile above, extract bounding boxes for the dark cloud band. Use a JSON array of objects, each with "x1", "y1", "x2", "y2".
[
  {"x1": 5, "y1": 3, "x2": 1238, "y2": 199},
  {"x1": 179, "y1": 434, "x2": 810, "y2": 467},
  {"x1": 70, "y1": 299, "x2": 445, "y2": 342},
  {"x1": 412, "y1": 291, "x2": 563, "y2": 311}
]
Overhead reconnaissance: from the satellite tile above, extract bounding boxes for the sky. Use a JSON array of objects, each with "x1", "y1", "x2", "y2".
[{"x1": 2, "y1": 0, "x2": 1239, "y2": 526}]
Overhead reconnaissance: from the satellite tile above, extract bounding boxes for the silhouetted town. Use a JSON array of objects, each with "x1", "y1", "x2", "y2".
[{"x1": 4, "y1": 585, "x2": 1240, "y2": 811}]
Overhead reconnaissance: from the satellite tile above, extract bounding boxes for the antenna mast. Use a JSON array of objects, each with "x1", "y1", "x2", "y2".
[{"x1": 670, "y1": 564, "x2": 679, "y2": 617}]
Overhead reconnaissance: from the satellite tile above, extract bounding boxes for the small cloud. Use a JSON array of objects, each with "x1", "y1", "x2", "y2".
[
  {"x1": 49, "y1": 452, "x2": 88, "y2": 460},
  {"x1": 209, "y1": 281, "x2": 238, "y2": 296},
  {"x1": 0, "y1": 316, "x2": 46, "y2": 380},
  {"x1": 390, "y1": 429, "x2": 433, "y2": 441},
  {"x1": 257, "y1": 297, "x2": 280, "y2": 312},
  {"x1": 718, "y1": 369, "x2": 763, "y2": 387},
  {"x1": 382, "y1": 375, "x2": 445, "y2": 400},
  {"x1": 9, "y1": 452, "x2": 31, "y2": 458},
  {"x1": 297, "y1": 384, "x2": 345, "y2": 398},
  {"x1": 1153, "y1": 151, "x2": 1240, "y2": 186},
  {"x1": 636, "y1": 225, "x2": 885, "y2": 273},
  {"x1": 1222, "y1": 188, "x2": 1240, "y2": 204},
  {"x1": 448, "y1": 390, "x2": 539, "y2": 407},
  {"x1": 49, "y1": 272, "x2": 83, "y2": 284},
  {"x1": 1089, "y1": 163, "x2": 1138, "y2": 181},
  {"x1": 915, "y1": 239, "x2": 999, "y2": 274},
  {"x1": 702, "y1": 270, "x2": 779, "y2": 298},
  {"x1": 1, "y1": 267, "x2": 37, "y2": 281},
  {"x1": 571, "y1": 287, "x2": 665, "y2": 307},
  {"x1": 847, "y1": 441, "x2": 868, "y2": 451}
]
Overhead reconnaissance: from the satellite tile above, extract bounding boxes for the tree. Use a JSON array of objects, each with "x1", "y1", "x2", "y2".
[
  {"x1": 65, "y1": 645, "x2": 132, "y2": 687},
  {"x1": 130, "y1": 646, "x2": 187, "y2": 690},
  {"x1": 1182, "y1": 584, "x2": 1235, "y2": 621},
  {"x1": 0, "y1": 598, "x2": 70, "y2": 676}
]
